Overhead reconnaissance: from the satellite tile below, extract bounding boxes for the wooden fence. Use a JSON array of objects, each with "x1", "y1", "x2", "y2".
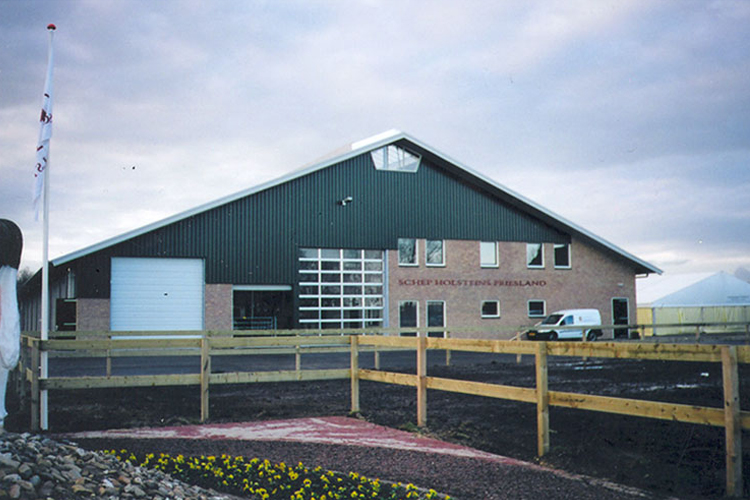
[
  {"x1": 17, "y1": 324, "x2": 750, "y2": 497},
  {"x1": 19, "y1": 329, "x2": 374, "y2": 431},
  {"x1": 352, "y1": 334, "x2": 750, "y2": 498}
]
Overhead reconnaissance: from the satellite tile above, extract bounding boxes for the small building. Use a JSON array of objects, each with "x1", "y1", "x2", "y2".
[
  {"x1": 21, "y1": 131, "x2": 660, "y2": 339},
  {"x1": 637, "y1": 272, "x2": 750, "y2": 335}
]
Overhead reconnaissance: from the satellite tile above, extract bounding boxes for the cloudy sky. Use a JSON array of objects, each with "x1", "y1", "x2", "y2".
[{"x1": 2, "y1": 1, "x2": 749, "y2": 278}]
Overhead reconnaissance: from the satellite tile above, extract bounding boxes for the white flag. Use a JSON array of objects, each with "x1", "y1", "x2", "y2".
[{"x1": 33, "y1": 24, "x2": 56, "y2": 219}]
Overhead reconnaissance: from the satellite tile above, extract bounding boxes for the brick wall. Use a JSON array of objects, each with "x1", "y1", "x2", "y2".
[
  {"x1": 205, "y1": 284, "x2": 233, "y2": 331},
  {"x1": 76, "y1": 298, "x2": 110, "y2": 332},
  {"x1": 388, "y1": 238, "x2": 635, "y2": 339}
]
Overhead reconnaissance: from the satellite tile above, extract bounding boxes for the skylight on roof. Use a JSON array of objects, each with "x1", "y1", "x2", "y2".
[{"x1": 370, "y1": 145, "x2": 420, "y2": 173}]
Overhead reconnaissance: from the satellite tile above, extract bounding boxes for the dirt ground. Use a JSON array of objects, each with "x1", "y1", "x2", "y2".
[{"x1": 6, "y1": 350, "x2": 749, "y2": 499}]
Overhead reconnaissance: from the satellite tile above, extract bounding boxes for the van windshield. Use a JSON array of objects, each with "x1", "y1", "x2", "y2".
[{"x1": 541, "y1": 314, "x2": 563, "y2": 325}]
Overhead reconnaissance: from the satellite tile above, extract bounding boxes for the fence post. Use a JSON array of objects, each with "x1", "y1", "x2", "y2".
[
  {"x1": 295, "y1": 345, "x2": 301, "y2": 375},
  {"x1": 536, "y1": 342, "x2": 549, "y2": 456},
  {"x1": 30, "y1": 339, "x2": 40, "y2": 432},
  {"x1": 106, "y1": 334, "x2": 112, "y2": 378},
  {"x1": 445, "y1": 330, "x2": 451, "y2": 367},
  {"x1": 200, "y1": 336, "x2": 210, "y2": 423},
  {"x1": 417, "y1": 335, "x2": 427, "y2": 427},
  {"x1": 721, "y1": 346, "x2": 742, "y2": 497},
  {"x1": 350, "y1": 335, "x2": 360, "y2": 414}
]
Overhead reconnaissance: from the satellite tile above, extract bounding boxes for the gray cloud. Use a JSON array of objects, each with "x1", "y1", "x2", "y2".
[{"x1": 1, "y1": 0, "x2": 749, "y2": 278}]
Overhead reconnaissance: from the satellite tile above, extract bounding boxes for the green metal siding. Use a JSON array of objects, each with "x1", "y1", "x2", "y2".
[{"x1": 70, "y1": 153, "x2": 567, "y2": 298}]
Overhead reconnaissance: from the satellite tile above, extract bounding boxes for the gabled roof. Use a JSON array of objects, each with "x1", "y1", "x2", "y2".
[
  {"x1": 637, "y1": 271, "x2": 750, "y2": 306},
  {"x1": 53, "y1": 130, "x2": 661, "y2": 274}
]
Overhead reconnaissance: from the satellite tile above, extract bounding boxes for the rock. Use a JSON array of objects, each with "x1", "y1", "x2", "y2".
[{"x1": 0, "y1": 432, "x2": 243, "y2": 500}]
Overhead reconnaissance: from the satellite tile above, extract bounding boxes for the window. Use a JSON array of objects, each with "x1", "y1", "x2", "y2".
[
  {"x1": 399, "y1": 301, "x2": 419, "y2": 336},
  {"x1": 528, "y1": 300, "x2": 546, "y2": 318},
  {"x1": 426, "y1": 240, "x2": 444, "y2": 266},
  {"x1": 554, "y1": 244, "x2": 571, "y2": 268},
  {"x1": 481, "y1": 300, "x2": 500, "y2": 318},
  {"x1": 526, "y1": 243, "x2": 544, "y2": 268},
  {"x1": 426, "y1": 301, "x2": 445, "y2": 338},
  {"x1": 480, "y1": 241, "x2": 498, "y2": 268},
  {"x1": 371, "y1": 145, "x2": 420, "y2": 172},
  {"x1": 398, "y1": 238, "x2": 418, "y2": 266},
  {"x1": 298, "y1": 248, "x2": 384, "y2": 330}
]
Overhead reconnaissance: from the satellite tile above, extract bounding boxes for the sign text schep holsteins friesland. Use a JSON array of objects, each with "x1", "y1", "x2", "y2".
[{"x1": 397, "y1": 278, "x2": 547, "y2": 287}]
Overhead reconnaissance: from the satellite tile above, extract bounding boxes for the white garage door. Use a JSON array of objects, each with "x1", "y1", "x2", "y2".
[{"x1": 111, "y1": 257, "x2": 204, "y2": 331}]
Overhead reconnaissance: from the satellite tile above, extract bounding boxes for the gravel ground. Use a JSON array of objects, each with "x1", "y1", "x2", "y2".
[
  {"x1": 74, "y1": 437, "x2": 666, "y2": 500},
  {"x1": 8, "y1": 350, "x2": 746, "y2": 498}
]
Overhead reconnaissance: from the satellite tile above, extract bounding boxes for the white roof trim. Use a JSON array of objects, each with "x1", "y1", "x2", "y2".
[{"x1": 53, "y1": 130, "x2": 661, "y2": 274}]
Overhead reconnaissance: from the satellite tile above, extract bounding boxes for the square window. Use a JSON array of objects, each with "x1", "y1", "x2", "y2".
[
  {"x1": 426, "y1": 240, "x2": 445, "y2": 266},
  {"x1": 480, "y1": 242, "x2": 498, "y2": 267},
  {"x1": 365, "y1": 261, "x2": 382, "y2": 271},
  {"x1": 343, "y1": 273, "x2": 362, "y2": 283},
  {"x1": 554, "y1": 244, "x2": 571, "y2": 268},
  {"x1": 299, "y1": 273, "x2": 317, "y2": 283},
  {"x1": 527, "y1": 243, "x2": 544, "y2": 268},
  {"x1": 427, "y1": 301, "x2": 446, "y2": 338},
  {"x1": 399, "y1": 300, "x2": 418, "y2": 336},
  {"x1": 528, "y1": 300, "x2": 546, "y2": 318},
  {"x1": 299, "y1": 260, "x2": 318, "y2": 271},
  {"x1": 343, "y1": 261, "x2": 362, "y2": 271},
  {"x1": 481, "y1": 300, "x2": 500, "y2": 318},
  {"x1": 321, "y1": 249, "x2": 340, "y2": 259},
  {"x1": 321, "y1": 261, "x2": 340, "y2": 270},
  {"x1": 398, "y1": 238, "x2": 418, "y2": 265}
]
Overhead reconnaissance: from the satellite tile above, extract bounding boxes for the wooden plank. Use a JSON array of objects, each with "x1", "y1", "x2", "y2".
[
  {"x1": 417, "y1": 336, "x2": 427, "y2": 427},
  {"x1": 209, "y1": 336, "x2": 349, "y2": 349},
  {"x1": 356, "y1": 336, "x2": 417, "y2": 349},
  {"x1": 351, "y1": 335, "x2": 360, "y2": 414},
  {"x1": 359, "y1": 369, "x2": 418, "y2": 387},
  {"x1": 41, "y1": 374, "x2": 201, "y2": 390},
  {"x1": 536, "y1": 343, "x2": 550, "y2": 456},
  {"x1": 44, "y1": 338, "x2": 201, "y2": 351},
  {"x1": 47, "y1": 349, "x2": 200, "y2": 358},
  {"x1": 722, "y1": 346, "x2": 743, "y2": 497},
  {"x1": 200, "y1": 338, "x2": 210, "y2": 423},
  {"x1": 546, "y1": 341, "x2": 726, "y2": 362},
  {"x1": 549, "y1": 390, "x2": 727, "y2": 427},
  {"x1": 427, "y1": 338, "x2": 537, "y2": 355},
  {"x1": 425, "y1": 377, "x2": 536, "y2": 403},
  {"x1": 210, "y1": 369, "x2": 349, "y2": 385}
]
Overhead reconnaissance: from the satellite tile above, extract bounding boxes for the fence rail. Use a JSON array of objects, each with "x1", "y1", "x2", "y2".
[
  {"x1": 16, "y1": 323, "x2": 750, "y2": 497},
  {"x1": 351, "y1": 333, "x2": 749, "y2": 498}
]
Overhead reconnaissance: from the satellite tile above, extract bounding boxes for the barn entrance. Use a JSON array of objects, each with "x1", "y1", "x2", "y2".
[{"x1": 233, "y1": 286, "x2": 293, "y2": 330}]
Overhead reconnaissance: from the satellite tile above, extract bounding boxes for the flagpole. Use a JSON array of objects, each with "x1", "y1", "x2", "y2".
[{"x1": 39, "y1": 23, "x2": 56, "y2": 431}]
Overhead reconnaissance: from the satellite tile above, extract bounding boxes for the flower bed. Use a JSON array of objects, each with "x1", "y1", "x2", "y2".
[{"x1": 108, "y1": 449, "x2": 448, "y2": 500}]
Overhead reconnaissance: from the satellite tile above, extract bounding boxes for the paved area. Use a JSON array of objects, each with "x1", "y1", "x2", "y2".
[{"x1": 65, "y1": 416, "x2": 525, "y2": 464}]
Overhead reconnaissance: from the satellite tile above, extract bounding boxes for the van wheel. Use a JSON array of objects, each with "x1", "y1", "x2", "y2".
[
  {"x1": 549, "y1": 331, "x2": 558, "y2": 341},
  {"x1": 586, "y1": 330, "x2": 597, "y2": 341}
]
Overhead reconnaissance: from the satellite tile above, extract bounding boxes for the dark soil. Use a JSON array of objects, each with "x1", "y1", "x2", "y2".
[{"x1": 7, "y1": 352, "x2": 749, "y2": 499}]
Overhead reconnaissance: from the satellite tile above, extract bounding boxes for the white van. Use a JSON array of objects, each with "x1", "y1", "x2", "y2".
[{"x1": 526, "y1": 309, "x2": 603, "y2": 341}]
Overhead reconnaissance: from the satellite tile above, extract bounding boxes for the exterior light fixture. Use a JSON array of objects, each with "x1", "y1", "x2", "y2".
[{"x1": 339, "y1": 196, "x2": 353, "y2": 206}]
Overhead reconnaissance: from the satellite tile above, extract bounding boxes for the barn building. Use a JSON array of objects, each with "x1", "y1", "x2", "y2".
[
  {"x1": 21, "y1": 131, "x2": 660, "y2": 339},
  {"x1": 637, "y1": 271, "x2": 750, "y2": 336}
]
